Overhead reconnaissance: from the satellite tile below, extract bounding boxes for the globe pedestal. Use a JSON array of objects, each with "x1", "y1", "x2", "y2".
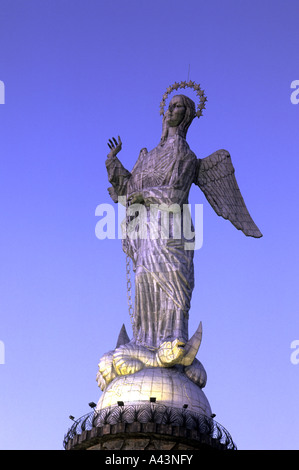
[{"x1": 96, "y1": 366, "x2": 212, "y2": 416}]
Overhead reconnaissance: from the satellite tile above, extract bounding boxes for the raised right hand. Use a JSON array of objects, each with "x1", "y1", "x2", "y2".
[{"x1": 107, "y1": 136, "x2": 122, "y2": 158}]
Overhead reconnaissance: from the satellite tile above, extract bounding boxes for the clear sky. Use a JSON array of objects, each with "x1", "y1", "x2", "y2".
[{"x1": 0, "y1": 0, "x2": 298, "y2": 450}]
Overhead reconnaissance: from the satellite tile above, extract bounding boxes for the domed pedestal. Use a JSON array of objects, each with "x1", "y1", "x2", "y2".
[
  {"x1": 64, "y1": 367, "x2": 237, "y2": 450},
  {"x1": 63, "y1": 365, "x2": 236, "y2": 450},
  {"x1": 96, "y1": 366, "x2": 212, "y2": 416}
]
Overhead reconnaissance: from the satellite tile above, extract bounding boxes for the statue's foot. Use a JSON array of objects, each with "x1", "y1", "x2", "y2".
[{"x1": 184, "y1": 358, "x2": 207, "y2": 389}]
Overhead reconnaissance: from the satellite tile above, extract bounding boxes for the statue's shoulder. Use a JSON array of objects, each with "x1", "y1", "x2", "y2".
[
  {"x1": 139, "y1": 148, "x2": 148, "y2": 158},
  {"x1": 131, "y1": 147, "x2": 149, "y2": 174},
  {"x1": 176, "y1": 136, "x2": 197, "y2": 159},
  {"x1": 180, "y1": 143, "x2": 197, "y2": 162}
]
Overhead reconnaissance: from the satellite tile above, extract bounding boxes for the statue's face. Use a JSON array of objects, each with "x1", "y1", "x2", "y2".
[{"x1": 166, "y1": 96, "x2": 186, "y2": 127}]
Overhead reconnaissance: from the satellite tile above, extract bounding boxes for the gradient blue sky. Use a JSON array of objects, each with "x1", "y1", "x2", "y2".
[{"x1": 1, "y1": 0, "x2": 299, "y2": 450}]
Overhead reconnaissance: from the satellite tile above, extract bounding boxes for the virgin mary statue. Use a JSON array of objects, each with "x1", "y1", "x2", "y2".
[
  {"x1": 105, "y1": 91, "x2": 262, "y2": 355},
  {"x1": 106, "y1": 94, "x2": 198, "y2": 351}
]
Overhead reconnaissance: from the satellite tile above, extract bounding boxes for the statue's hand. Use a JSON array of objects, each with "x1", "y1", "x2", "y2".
[{"x1": 107, "y1": 136, "x2": 122, "y2": 158}]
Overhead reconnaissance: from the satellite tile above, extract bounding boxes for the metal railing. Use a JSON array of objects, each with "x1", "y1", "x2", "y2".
[{"x1": 63, "y1": 403, "x2": 236, "y2": 450}]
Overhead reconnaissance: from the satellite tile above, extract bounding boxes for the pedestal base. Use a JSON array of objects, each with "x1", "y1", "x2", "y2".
[{"x1": 72, "y1": 421, "x2": 231, "y2": 450}]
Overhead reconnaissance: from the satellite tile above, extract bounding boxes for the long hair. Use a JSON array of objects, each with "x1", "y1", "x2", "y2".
[{"x1": 176, "y1": 94, "x2": 196, "y2": 136}]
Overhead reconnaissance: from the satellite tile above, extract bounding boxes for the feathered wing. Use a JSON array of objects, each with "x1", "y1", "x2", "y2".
[{"x1": 195, "y1": 149, "x2": 262, "y2": 238}]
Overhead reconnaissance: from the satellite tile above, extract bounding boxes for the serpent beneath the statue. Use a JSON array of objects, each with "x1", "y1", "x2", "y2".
[{"x1": 96, "y1": 338, "x2": 207, "y2": 391}]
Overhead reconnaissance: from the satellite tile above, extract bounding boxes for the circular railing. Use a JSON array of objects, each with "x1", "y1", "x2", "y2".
[{"x1": 63, "y1": 403, "x2": 236, "y2": 450}]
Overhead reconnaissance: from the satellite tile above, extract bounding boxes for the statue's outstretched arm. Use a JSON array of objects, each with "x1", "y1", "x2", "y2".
[
  {"x1": 105, "y1": 136, "x2": 131, "y2": 203},
  {"x1": 194, "y1": 149, "x2": 262, "y2": 238}
]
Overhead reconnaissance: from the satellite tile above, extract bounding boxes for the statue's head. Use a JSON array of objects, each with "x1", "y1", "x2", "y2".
[{"x1": 162, "y1": 94, "x2": 196, "y2": 139}]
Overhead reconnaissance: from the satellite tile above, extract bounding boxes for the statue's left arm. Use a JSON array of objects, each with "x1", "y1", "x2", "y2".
[{"x1": 194, "y1": 149, "x2": 262, "y2": 238}]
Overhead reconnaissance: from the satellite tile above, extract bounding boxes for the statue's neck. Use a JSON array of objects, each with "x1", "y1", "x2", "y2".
[
  {"x1": 160, "y1": 127, "x2": 186, "y2": 145},
  {"x1": 167, "y1": 127, "x2": 178, "y2": 138}
]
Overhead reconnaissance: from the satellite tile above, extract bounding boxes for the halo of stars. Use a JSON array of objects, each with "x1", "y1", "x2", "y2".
[{"x1": 159, "y1": 80, "x2": 207, "y2": 118}]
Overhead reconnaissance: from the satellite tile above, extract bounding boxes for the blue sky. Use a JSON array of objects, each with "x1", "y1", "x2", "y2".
[{"x1": 0, "y1": 0, "x2": 298, "y2": 450}]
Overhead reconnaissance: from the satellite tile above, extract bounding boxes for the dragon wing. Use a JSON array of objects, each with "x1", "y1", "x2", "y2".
[{"x1": 195, "y1": 149, "x2": 262, "y2": 238}]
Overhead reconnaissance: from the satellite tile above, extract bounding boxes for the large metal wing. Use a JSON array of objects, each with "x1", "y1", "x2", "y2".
[{"x1": 195, "y1": 149, "x2": 262, "y2": 238}]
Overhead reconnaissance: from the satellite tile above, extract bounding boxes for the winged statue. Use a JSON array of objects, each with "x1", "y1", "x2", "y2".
[{"x1": 96, "y1": 83, "x2": 262, "y2": 392}]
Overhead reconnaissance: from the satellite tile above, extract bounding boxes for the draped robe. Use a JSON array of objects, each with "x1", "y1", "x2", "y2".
[{"x1": 106, "y1": 135, "x2": 198, "y2": 349}]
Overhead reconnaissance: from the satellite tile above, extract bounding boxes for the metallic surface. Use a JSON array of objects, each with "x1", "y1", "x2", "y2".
[
  {"x1": 96, "y1": 92, "x2": 262, "y2": 417},
  {"x1": 96, "y1": 367, "x2": 211, "y2": 416}
]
